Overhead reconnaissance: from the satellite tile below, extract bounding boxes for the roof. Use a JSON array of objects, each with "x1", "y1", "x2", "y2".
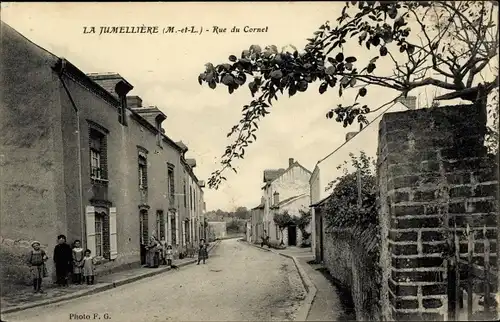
[
  {"x1": 262, "y1": 161, "x2": 312, "y2": 187},
  {"x1": 310, "y1": 194, "x2": 333, "y2": 207},
  {"x1": 252, "y1": 202, "x2": 265, "y2": 210},
  {"x1": 263, "y1": 169, "x2": 286, "y2": 183},
  {"x1": 271, "y1": 193, "x2": 308, "y2": 209}
]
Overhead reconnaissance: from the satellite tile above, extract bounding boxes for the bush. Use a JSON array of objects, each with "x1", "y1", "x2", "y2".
[{"x1": 267, "y1": 240, "x2": 286, "y2": 250}]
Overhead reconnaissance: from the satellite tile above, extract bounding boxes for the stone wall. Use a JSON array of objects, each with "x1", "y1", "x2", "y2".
[
  {"x1": 377, "y1": 102, "x2": 498, "y2": 321},
  {"x1": 323, "y1": 225, "x2": 380, "y2": 321}
]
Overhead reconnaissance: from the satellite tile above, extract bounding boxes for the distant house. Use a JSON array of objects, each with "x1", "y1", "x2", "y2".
[
  {"x1": 270, "y1": 193, "x2": 310, "y2": 246},
  {"x1": 250, "y1": 197, "x2": 265, "y2": 244},
  {"x1": 260, "y1": 158, "x2": 312, "y2": 244}
]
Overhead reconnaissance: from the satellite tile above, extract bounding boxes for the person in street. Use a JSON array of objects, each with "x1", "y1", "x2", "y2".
[
  {"x1": 26, "y1": 241, "x2": 48, "y2": 293},
  {"x1": 165, "y1": 245, "x2": 173, "y2": 267},
  {"x1": 83, "y1": 249, "x2": 96, "y2": 285},
  {"x1": 197, "y1": 240, "x2": 208, "y2": 265},
  {"x1": 72, "y1": 240, "x2": 84, "y2": 284},
  {"x1": 146, "y1": 235, "x2": 159, "y2": 268},
  {"x1": 53, "y1": 235, "x2": 72, "y2": 287}
]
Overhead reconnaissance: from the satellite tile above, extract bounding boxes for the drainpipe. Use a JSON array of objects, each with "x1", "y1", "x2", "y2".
[{"x1": 55, "y1": 58, "x2": 86, "y2": 245}]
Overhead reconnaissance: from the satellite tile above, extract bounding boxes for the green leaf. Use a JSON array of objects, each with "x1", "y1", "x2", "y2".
[
  {"x1": 335, "y1": 52, "x2": 344, "y2": 62},
  {"x1": 326, "y1": 66, "x2": 336, "y2": 75},
  {"x1": 319, "y1": 82, "x2": 328, "y2": 94},
  {"x1": 380, "y1": 46, "x2": 388, "y2": 56},
  {"x1": 367, "y1": 63, "x2": 376, "y2": 73},
  {"x1": 345, "y1": 56, "x2": 357, "y2": 63}
]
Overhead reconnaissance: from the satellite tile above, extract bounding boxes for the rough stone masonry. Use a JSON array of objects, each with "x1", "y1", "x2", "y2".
[{"x1": 377, "y1": 101, "x2": 498, "y2": 321}]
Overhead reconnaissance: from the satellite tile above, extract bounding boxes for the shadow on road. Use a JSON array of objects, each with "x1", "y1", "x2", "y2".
[{"x1": 314, "y1": 267, "x2": 356, "y2": 321}]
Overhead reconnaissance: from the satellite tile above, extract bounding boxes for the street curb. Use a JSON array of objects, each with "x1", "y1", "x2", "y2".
[
  {"x1": 1, "y1": 240, "x2": 221, "y2": 315},
  {"x1": 277, "y1": 252, "x2": 317, "y2": 322},
  {"x1": 240, "y1": 240, "x2": 317, "y2": 321}
]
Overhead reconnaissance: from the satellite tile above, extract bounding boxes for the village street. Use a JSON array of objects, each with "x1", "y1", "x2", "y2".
[{"x1": 2, "y1": 239, "x2": 306, "y2": 322}]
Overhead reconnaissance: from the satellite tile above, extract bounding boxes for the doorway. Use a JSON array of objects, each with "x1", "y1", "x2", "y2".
[
  {"x1": 139, "y1": 210, "x2": 148, "y2": 265},
  {"x1": 288, "y1": 225, "x2": 297, "y2": 246}
]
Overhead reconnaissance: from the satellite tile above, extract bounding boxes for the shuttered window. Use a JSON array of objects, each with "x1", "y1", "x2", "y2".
[
  {"x1": 167, "y1": 164, "x2": 175, "y2": 206},
  {"x1": 109, "y1": 207, "x2": 118, "y2": 259},
  {"x1": 138, "y1": 155, "x2": 147, "y2": 190},
  {"x1": 95, "y1": 215, "x2": 104, "y2": 257},
  {"x1": 156, "y1": 210, "x2": 165, "y2": 240}
]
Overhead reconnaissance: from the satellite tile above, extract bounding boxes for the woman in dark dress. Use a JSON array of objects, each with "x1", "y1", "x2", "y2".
[{"x1": 53, "y1": 235, "x2": 72, "y2": 286}]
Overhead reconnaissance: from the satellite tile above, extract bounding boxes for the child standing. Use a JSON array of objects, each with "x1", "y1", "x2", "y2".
[
  {"x1": 197, "y1": 241, "x2": 208, "y2": 265},
  {"x1": 72, "y1": 240, "x2": 84, "y2": 284},
  {"x1": 26, "y1": 241, "x2": 48, "y2": 293},
  {"x1": 82, "y1": 249, "x2": 96, "y2": 285},
  {"x1": 165, "y1": 245, "x2": 173, "y2": 267}
]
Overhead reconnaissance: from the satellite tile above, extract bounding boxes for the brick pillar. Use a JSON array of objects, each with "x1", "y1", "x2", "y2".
[{"x1": 377, "y1": 102, "x2": 498, "y2": 321}]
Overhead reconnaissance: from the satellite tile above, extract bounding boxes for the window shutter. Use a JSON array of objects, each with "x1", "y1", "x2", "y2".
[
  {"x1": 175, "y1": 212, "x2": 179, "y2": 246},
  {"x1": 86, "y1": 206, "x2": 96, "y2": 255},
  {"x1": 109, "y1": 207, "x2": 118, "y2": 260},
  {"x1": 167, "y1": 212, "x2": 172, "y2": 245}
]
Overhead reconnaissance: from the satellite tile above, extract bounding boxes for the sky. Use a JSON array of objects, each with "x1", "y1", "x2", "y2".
[{"x1": 2, "y1": 2, "x2": 497, "y2": 212}]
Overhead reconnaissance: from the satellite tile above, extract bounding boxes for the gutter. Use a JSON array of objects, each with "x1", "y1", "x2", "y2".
[{"x1": 55, "y1": 58, "x2": 86, "y2": 245}]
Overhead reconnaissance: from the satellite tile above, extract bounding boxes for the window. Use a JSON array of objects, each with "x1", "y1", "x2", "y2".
[
  {"x1": 90, "y1": 149, "x2": 101, "y2": 179},
  {"x1": 168, "y1": 165, "x2": 175, "y2": 205},
  {"x1": 95, "y1": 214, "x2": 104, "y2": 257},
  {"x1": 156, "y1": 210, "x2": 165, "y2": 240},
  {"x1": 138, "y1": 155, "x2": 148, "y2": 190},
  {"x1": 190, "y1": 187, "x2": 193, "y2": 210},
  {"x1": 89, "y1": 129, "x2": 106, "y2": 180}
]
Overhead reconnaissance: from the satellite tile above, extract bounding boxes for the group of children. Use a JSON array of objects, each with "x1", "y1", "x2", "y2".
[
  {"x1": 27, "y1": 236, "x2": 209, "y2": 294},
  {"x1": 27, "y1": 238, "x2": 96, "y2": 294}
]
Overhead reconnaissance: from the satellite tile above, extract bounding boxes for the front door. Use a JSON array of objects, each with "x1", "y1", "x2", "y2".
[
  {"x1": 139, "y1": 210, "x2": 148, "y2": 265},
  {"x1": 288, "y1": 225, "x2": 297, "y2": 246}
]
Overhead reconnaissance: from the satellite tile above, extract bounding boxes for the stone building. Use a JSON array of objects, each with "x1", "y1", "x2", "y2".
[
  {"x1": 260, "y1": 158, "x2": 311, "y2": 243},
  {"x1": 0, "y1": 22, "x2": 205, "y2": 284},
  {"x1": 250, "y1": 198, "x2": 265, "y2": 244}
]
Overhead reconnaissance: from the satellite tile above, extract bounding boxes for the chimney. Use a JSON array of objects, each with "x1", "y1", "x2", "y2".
[
  {"x1": 273, "y1": 191, "x2": 279, "y2": 205},
  {"x1": 288, "y1": 158, "x2": 294, "y2": 167},
  {"x1": 127, "y1": 96, "x2": 143, "y2": 109}
]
